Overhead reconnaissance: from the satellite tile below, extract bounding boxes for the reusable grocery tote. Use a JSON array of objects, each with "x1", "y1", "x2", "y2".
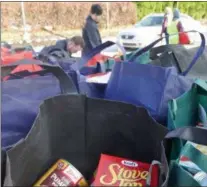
[
  {"x1": 3, "y1": 96, "x2": 207, "y2": 187},
  {"x1": 1, "y1": 59, "x2": 77, "y2": 149},
  {"x1": 168, "y1": 79, "x2": 207, "y2": 159},
  {"x1": 105, "y1": 33, "x2": 205, "y2": 123},
  {"x1": 3, "y1": 94, "x2": 168, "y2": 186},
  {"x1": 150, "y1": 42, "x2": 207, "y2": 80},
  {"x1": 168, "y1": 79, "x2": 207, "y2": 130},
  {"x1": 168, "y1": 129, "x2": 207, "y2": 186},
  {"x1": 105, "y1": 31, "x2": 205, "y2": 124},
  {"x1": 78, "y1": 41, "x2": 126, "y2": 98}
]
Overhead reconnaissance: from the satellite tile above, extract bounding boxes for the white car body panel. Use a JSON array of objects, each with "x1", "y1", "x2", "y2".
[{"x1": 117, "y1": 13, "x2": 204, "y2": 49}]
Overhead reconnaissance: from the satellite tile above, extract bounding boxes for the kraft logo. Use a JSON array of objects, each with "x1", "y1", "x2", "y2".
[{"x1": 121, "y1": 160, "x2": 138, "y2": 167}]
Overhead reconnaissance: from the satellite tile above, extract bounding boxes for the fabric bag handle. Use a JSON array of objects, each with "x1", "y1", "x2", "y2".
[
  {"x1": 1, "y1": 59, "x2": 78, "y2": 94},
  {"x1": 79, "y1": 41, "x2": 126, "y2": 69},
  {"x1": 181, "y1": 31, "x2": 206, "y2": 76},
  {"x1": 128, "y1": 37, "x2": 164, "y2": 62},
  {"x1": 165, "y1": 127, "x2": 207, "y2": 146},
  {"x1": 128, "y1": 31, "x2": 205, "y2": 75}
]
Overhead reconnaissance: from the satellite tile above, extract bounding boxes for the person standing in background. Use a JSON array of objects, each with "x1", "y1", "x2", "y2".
[
  {"x1": 160, "y1": 7, "x2": 173, "y2": 45},
  {"x1": 173, "y1": 8, "x2": 184, "y2": 33},
  {"x1": 172, "y1": 8, "x2": 190, "y2": 44},
  {"x1": 82, "y1": 4, "x2": 103, "y2": 56}
]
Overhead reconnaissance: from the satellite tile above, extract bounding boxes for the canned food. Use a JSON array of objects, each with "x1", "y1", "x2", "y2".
[{"x1": 34, "y1": 159, "x2": 88, "y2": 186}]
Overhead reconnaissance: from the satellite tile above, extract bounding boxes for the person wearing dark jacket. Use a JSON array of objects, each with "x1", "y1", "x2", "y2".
[
  {"x1": 54, "y1": 36, "x2": 85, "y2": 57},
  {"x1": 82, "y1": 4, "x2": 103, "y2": 56},
  {"x1": 38, "y1": 36, "x2": 84, "y2": 62}
]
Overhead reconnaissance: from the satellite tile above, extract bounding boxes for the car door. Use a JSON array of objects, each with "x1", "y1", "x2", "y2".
[{"x1": 150, "y1": 16, "x2": 164, "y2": 46}]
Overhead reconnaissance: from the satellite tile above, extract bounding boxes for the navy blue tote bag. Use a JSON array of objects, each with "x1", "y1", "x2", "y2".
[
  {"x1": 1, "y1": 59, "x2": 77, "y2": 149},
  {"x1": 77, "y1": 41, "x2": 126, "y2": 98},
  {"x1": 105, "y1": 31, "x2": 206, "y2": 124},
  {"x1": 37, "y1": 42, "x2": 126, "y2": 98}
]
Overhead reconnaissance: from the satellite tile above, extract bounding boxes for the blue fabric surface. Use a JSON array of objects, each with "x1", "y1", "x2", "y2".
[
  {"x1": 2, "y1": 75, "x2": 61, "y2": 149},
  {"x1": 105, "y1": 32, "x2": 205, "y2": 124}
]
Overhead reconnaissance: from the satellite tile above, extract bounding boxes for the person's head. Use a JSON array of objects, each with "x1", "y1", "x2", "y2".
[
  {"x1": 67, "y1": 36, "x2": 85, "y2": 54},
  {"x1": 90, "y1": 4, "x2": 103, "y2": 23},
  {"x1": 165, "y1": 7, "x2": 172, "y2": 15},
  {"x1": 173, "y1": 8, "x2": 181, "y2": 20}
]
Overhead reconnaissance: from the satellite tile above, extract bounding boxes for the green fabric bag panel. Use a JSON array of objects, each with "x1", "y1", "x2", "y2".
[
  {"x1": 195, "y1": 79, "x2": 207, "y2": 110},
  {"x1": 106, "y1": 49, "x2": 150, "y2": 71},
  {"x1": 168, "y1": 79, "x2": 207, "y2": 130},
  {"x1": 120, "y1": 52, "x2": 132, "y2": 60},
  {"x1": 106, "y1": 58, "x2": 117, "y2": 70},
  {"x1": 181, "y1": 142, "x2": 207, "y2": 173},
  {"x1": 120, "y1": 50, "x2": 150, "y2": 64},
  {"x1": 168, "y1": 79, "x2": 207, "y2": 159},
  {"x1": 168, "y1": 161, "x2": 201, "y2": 186}
]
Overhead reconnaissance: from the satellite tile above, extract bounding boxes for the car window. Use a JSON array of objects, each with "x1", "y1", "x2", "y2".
[{"x1": 135, "y1": 16, "x2": 164, "y2": 27}]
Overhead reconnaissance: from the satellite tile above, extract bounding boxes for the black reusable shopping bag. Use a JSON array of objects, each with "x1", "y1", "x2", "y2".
[
  {"x1": 4, "y1": 94, "x2": 168, "y2": 186},
  {"x1": 150, "y1": 42, "x2": 207, "y2": 80},
  {"x1": 3, "y1": 95, "x2": 207, "y2": 186}
]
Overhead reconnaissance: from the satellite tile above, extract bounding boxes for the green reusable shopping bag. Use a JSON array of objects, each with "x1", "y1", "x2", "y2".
[
  {"x1": 168, "y1": 140, "x2": 207, "y2": 186},
  {"x1": 180, "y1": 142, "x2": 207, "y2": 172},
  {"x1": 168, "y1": 79, "x2": 207, "y2": 159},
  {"x1": 168, "y1": 161, "x2": 201, "y2": 186},
  {"x1": 106, "y1": 49, "x2": 150, "y2": 70},
  {"x1": 121, "y1": 49, "x2": 150, "y2": 64}
]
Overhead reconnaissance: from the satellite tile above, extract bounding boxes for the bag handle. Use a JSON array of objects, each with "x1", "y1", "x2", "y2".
[
  {"x1": 128, "y1": 37, "x2": 164, "y2": 62},
  {"x1": 165, "y1": 127, "x2": 207, "y2": 146},
  {"x1": 181, "y1": 31, "x2": 206, "y2": 76},
  {"x1": 79, "y1": 41, "x2": 126, "y2": 69},
  {"x1": 128, "y1": 31, "x2": 205, "y2": 74},
  {"x1": 1, "y1": 59, "x2": 78, "y2": 94}
]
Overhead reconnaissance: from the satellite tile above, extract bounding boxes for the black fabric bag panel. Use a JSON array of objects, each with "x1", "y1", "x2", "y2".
[
  {"x1": 4, "y1": 94, "x2": 168, "y2": 186},
  {"x1": 150, "y1": 44, "x2": 207, "y2": 80},
  {"x1": 1, "y1": 150, "x2": 6, "y2": 187}
]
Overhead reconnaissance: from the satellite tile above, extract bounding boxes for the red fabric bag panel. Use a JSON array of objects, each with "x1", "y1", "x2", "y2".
[{"x1": 1, "y1": 48, "x2": 33, "y2": 66}]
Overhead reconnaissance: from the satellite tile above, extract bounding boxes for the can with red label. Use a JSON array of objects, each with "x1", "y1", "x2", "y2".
[{"x1": 33, "y1": 159, "x2": 88, "y2": 187}]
